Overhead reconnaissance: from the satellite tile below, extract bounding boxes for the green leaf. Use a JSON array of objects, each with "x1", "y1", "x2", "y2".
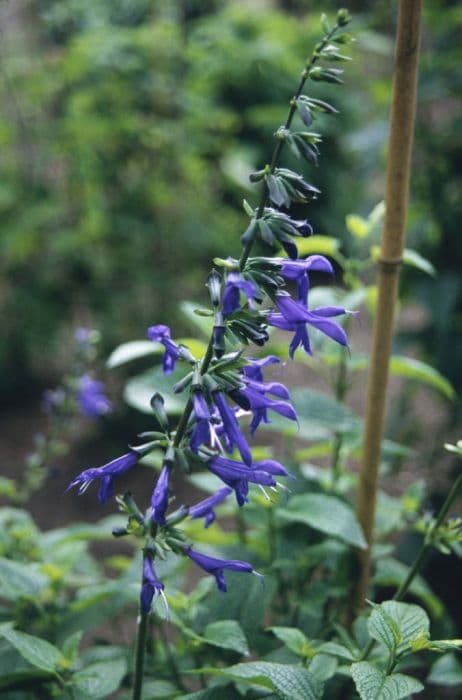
[
  {"x1": 0, "y1": 639, "x2": 57, "y2": 691},
  {"x1": 277, "y1": 493, "x2": 367, "y2": 549},
  {"x1": 61, "y1": 630, "x2": 83, "y2": 663},
  {"x1": 140, "y1": 680, "x2": 180, "y2": 698},
  {"x1": 180, "y1": 301, "x2": 214, "y2": 337},
  {"x1": 373, "y1": 558, "x2": 443, "y2": 618},
  {"x1": 291, "y1": 235, "x2": 343, "y2": 262},
  {"x1": 317, "y1": 641, "x2": 356, "y2": 662},
  {"x1": 106, "y1": 340, "x2": 162, "y2": 368},
  {"x1": 176, "y1": 688, "x2": 236, "y2": 700},
  {"x1": 308, "y1": 654, "x2": 338, "y2": 682},
  {"x1": 389, "y1": 355, "x2": 455, "y2": 400},
  {"x1": 291, "y1": 388, "x2": 361, "y2": 435},
  {"x1": 402, "y1": 248, "x2": 436, "y2": 277},
  {"x1": 351, "y1": 662, "x2": 423, "y2": 699},
  {"x1": 427, "y1": 639, "x2": 462, "y2": 651},
  {"x1": 428, "y1": 653, "x2": 462, "y2": 686},
  {"x1": 123, "y1": 366, "x2": 185, "y2": 414},
  {"x1": 202, "y1": 620, "x2": 249, "y2": 655},
  {"x1": 345, "y1": 214, "x2": 369, "y2": 238},
  {"x1": 268, "y1": 627, "x2": 312, "y2": 657},
  {"x1": 0, "y1": 628, "x2": 62, "y2": 673},
  {"x1": 72, "y1": 657, "x2": 127, "y2": 698},
  {"x1": 368, "y1": 605, "x2": 400, "y2": 656},
  {"x1": 0, "y1": 558, "x2": 48, "y2": 601},
  {"x1": 375, "y1": 601, "x2": 430, "y2": 648},
  {"x1": 200, "y1": 661, "x2": 323, "y2": 699}
]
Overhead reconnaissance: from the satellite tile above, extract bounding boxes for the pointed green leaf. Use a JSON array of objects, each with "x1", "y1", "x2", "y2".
[
  {"x1": 0, "y1": 628, "x2": 62, "y2": 673},
  {"x1": 268, "y1": 626, "x2": 312, "y2": 657},
  {"x1": 373, "y1": 558, "x2": 443, "y2": 618},
  {"x1": 73, "y1": 657, "x2": 127, "y2": 698},
  {"x1": 123, "y1": 367, "x2": 185, "y2": 414},
  {"x1": 291, "y1": 235, "x2": 343, "y2": 261},
  {"x1": 402, "y1": 248, "x2": 436, "y2": 277},
  {"x1": 389, "y1": 356, "x2": 455, "y2": 399},
  {"x1": 428, "y1": 653, "x2": 462, "y2": 686},
  {"x1": 368, "y1": 605, "x2": 400, "y2": 656},
  {"x1": 180, "y1": 301, "x2": 214, "y2": 337},
  {"x1": 106, "y1": 340, "x2": 162, "y2": 368},
  {"x1": 199, "y1": 661, "x2": 323, "y2": 699},
  {"x1": 351, "y1": 661, "x2": 423, "y2": 699},
  {"x1": 277, "y1": 493, "x2": 366, "y2": 549},
  {"x1": 202, "y1": 620, "x2": 249, "y2": 655},
  {"x1": 376, "y1": 601, "x2": 430, "y2": 648},
  {"x1": 0, "y1": 558, "x2": 48, "y2": 601},
  {"x1": 346, "y1": 214, "x2": 369, "y2": 238}
]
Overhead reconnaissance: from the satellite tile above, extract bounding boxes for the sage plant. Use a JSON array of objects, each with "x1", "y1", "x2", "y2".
[{"x1": 67, "y1": 9, "x2": 354, "y2": 697}]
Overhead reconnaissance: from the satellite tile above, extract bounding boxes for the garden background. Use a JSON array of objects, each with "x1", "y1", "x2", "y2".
[{"x1": 1, "y1": 0, "x2": 462, "y2": 696}]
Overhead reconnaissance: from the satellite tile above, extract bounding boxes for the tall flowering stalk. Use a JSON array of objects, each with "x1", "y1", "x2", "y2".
[{"x1": 67, "y1": 10, "x2": 354, "y2": 698}]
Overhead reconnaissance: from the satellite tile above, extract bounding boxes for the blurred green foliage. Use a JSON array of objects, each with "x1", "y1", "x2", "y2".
[
  {"x1": 0, "y1": 0, "x2": 359, "y2": 393},
  {"x1": 0, "y1": 0, "x2": 460, "y2": 403}
]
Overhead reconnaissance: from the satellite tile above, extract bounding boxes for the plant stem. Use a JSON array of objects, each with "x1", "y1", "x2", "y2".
[
  {"x1": 132, "y1": 608, "x2": 149, "y2": 700},
  {"x1": 360, "y1": 468, "x2": 462, "y2": 662},
  {"x1": 238, "y1": 23, "x2": 340, "y2": 271},
  {"x1": 354, "y1": 0, "x2": 422, "y2": 610}
]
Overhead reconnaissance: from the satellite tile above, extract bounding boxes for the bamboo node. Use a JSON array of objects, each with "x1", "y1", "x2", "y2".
[{"x1": 377, "y1": 256, "x2": 402, "y2": 273}]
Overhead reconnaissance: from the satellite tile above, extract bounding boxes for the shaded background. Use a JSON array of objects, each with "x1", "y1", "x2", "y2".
[{"x1": 0, "y1": 0, "x2": 461, "y2": 623}]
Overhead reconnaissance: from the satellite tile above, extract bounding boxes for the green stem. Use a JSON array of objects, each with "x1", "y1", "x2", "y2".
[
  {"x1": 360, "y1": 468, "x2": 462, "y2": 662},
  {"x1": 238, "y1": 23, "x2": 340, "y2": 271},
  {"x1": 132, "y1": 608, "x2": 149, "y2": 700}
]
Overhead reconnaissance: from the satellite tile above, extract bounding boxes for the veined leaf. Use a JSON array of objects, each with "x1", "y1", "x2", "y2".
[
  {"x1": 197, "y1": 661, "x2": 323, "y2": 699},
  {"x1": 351, "y1": 661, "x2": 423, "y2": 699},
  {"x1": 0, "y1": 628, "x2": 62, "y2": 674}
]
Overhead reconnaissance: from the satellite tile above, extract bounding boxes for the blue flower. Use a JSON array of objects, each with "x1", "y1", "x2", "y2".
[
  {"x1": 77, "y1": 375, "x2": 112, "y2": 418},
  {"x1": 268, "y1": 292, "x2": 349, "y2": 358},
  {"x1": 151, "y1": 465, "x2": 170, "y2": 526},
  {"x1": 190, "y1": 392, "x2": 221, "y2": 453},
  {"x1": 185, "y1": 547, "x2": 260, "y2": 592},
  {"x1": 213, "y1": 391, "x2": 252, "y2": 466},
  {"x1": 275, "y1": 254, "x2": 334, "y2": 306},
  {"x1": 207, "y1": 454, "x2": 290, "y2": 506},
  {"x1": 189, "y1": 487, "x2": 233, "y2": 527},
  {"x1": 67, "y1": 451, "x2": 139, "y2": 504},
  {"x1": 223, "y1": 273, "x2": 258, "y2": 315},
  {"x1": 147, "y1": 324, "x2": 181, "y2": 375},
  {"x1": 231, "y1": 378, "x2": 297, "y2": 435},
  {"x1": 140, "y1": 550, "x2": 165, "y2": 613}
]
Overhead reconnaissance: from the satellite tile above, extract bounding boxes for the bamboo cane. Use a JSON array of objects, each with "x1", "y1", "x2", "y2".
[{"x1": 354, "y1": 0, "x2": 423, "y2": 609}]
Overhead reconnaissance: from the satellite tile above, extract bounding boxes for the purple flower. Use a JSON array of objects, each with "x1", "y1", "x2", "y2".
[
  {"x1": 151, "y1": 465, "x2": 170, "y2": 526},
  {"x1": 77, "y1": 375, "x2": 112, "y2": 418},
  {"x1": 231, "y1": 378, "x2": 297, "y2": 435},
  {"x1": 268, "y1": 292, "x2": 349, "y2": 359},
  {"x1": 223, "y1": 273, "x2": 258, "y2": 315},
  {"x1": 241, "y1": 355, "x2": 281, "y2": 382},
  {"x1": 185, "y1": 547, "x2": 259, "y2": 592},
  {"x1": 208, "y1": 455, "x2": 289, "y2": 506},
  {"x1": 140, "y1": 550, "x2": 165, "y2": 613},
  {"x1": 41, "y1": 387, "x2": 65, "y2": 414},
  {"x1": 275, "y1": 255, "x2": 334, "y2": 306},
  {"x1": 67, "y1": 451, "x2": 139, "y2": 504},
  {"x1": 147, "y1": 324, "x2": 181, "y2": 375},
  {"x1": 213, "y1": 391, "x2": 252, "y2": 466},
  {"x1": 190, "y1": 392, "x2": 221, "y2": 453},
  {"x1": 189, "y1": 487, "x2": 233, "y2": 527}
]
